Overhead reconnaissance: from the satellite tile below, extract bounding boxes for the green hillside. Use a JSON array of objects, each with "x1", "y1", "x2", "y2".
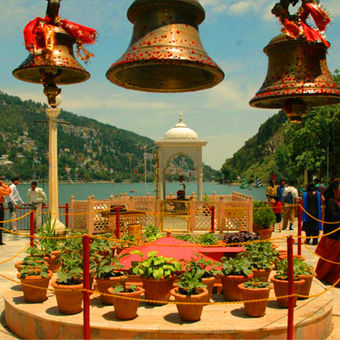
[
  {"x1": 219, "y1": 72, "x2": 340, "y2": 185},
  {"x1": 0, "y1": 91, "x2": 216, "y2": 182}
]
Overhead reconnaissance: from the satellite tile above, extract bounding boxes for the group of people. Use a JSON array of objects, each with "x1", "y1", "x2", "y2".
[
  {"x1": 266, "y1": 179, "x2": 299, "y2": 232},
  {"x1": 0, "y1": 178, "x2": 46, "y2": 246},
  {"x1": 267, "y1": 177, "x2": 340, "y2": 287}
]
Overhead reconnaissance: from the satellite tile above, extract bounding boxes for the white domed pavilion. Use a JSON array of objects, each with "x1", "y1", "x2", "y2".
[{"x1": 156, "y1": 113, "x2": 207, "y2": 200}]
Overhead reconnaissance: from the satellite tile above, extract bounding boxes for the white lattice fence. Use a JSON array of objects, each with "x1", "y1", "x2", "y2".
[
  {"x1": 194, "y1": 201, "x2": 215, "y2": 231},
  {"x1": 70, "y1": 198, "x2": 88, "y2": 231}
]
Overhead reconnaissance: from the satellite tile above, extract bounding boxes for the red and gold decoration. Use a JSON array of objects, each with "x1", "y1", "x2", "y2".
[
  {"x1": 106, "y1": 0, "x2": 224, "y2": 93},
  {"x1": 249, "y1": 0, "x2": 340, "y2": 123},
  {"x1": 13, "y1": 0, "x2": 97, "y2": 105}
]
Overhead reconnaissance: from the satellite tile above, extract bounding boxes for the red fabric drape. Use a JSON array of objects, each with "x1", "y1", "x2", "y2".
[{"x1": 315, "y1": 237, "x2": 340, "y2": 286}]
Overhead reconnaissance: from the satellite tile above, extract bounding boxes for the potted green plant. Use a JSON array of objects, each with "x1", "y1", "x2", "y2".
[
  {"x1": 198, "y1": 233, "x2": 219, "y2": 245},
  {"x1": 144, "y1": 224, "x2": 162, "y2": 242},
  {"x1": 93, "y1": 252, "x2": 128, "y2": 305},
  {"x1": 271, "y1": 259, "x2": 305, "y2": 308},
  {"x1": 221, "y1": 256, "x2": 253, "y2": 301},
  {"x1": 174, "y1": 234, "x2": 197, "y2": 243},
  {"x1": 238, "y1": 278, "x2": 271, "y2": 317},
  {"x1": 15, "y1": 245, "x2": 44, "y2": 272},
  {"x1": 115, "y1": 234, "x2": 137, "y2": 254},
  {"x1": 109, "y1": 277, "x2": 145, "y2": 320},
  {"x1": 38, "y1": 215, "x2": 61, "y2": 273},
  {"x1": 131, "y1": 250, "x2": 181, "y2": 304},
  {"x1": 18, "y1": 248, "x2": 52, "y2": 303},
  {"x1": 91, "y1": 232, "x2": 117, "y2": 259},
  {"x1": 243, "y1": 242, "x2": 278, "y2": 281},
  {"x1": 170, "y1": 270, "x2": 208, "y2": 322},
  {"x1": 253, "y1": 201, "x2": 276, "y2": 239},
  {"x1": 295, "y1": 258, "x2": 314, "y2": 300},
  {"x1": 184, "y1": 254, "x2": 222, "y2": 300},
  {"x1": 52, "y1": 233, "x2": 83, "y2": 314}
]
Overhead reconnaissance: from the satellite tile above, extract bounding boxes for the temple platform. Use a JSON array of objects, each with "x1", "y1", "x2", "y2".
[{"x1": 4, "y1": 278, "x2": 333, "y2": 339}]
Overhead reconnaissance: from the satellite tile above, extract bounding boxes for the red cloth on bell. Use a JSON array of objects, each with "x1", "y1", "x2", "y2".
[{"x1": 315, "y1": 237, "x2": 340, "y2": 286}]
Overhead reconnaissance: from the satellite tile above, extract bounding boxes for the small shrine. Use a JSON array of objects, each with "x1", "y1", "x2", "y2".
[{"x1": 156, "y1": 113, "x2": 207, "y2": 201}]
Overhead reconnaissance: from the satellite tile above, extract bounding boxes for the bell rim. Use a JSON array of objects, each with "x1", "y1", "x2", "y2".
[
  {"x1": 106, "y1": 59, "x2": 225, "y2": 93},
  {"x1": 249, "y1": 92, "x2": 340, "y2": 110},
  {"x1": 12, "y1": 65, "x2": 91, "y2": 85},
  {"x1": 127, "y1": 0, "x2": 205, "y2": 24}
]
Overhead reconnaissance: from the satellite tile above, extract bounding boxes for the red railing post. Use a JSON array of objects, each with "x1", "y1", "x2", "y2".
[
  {"x1": 83, "y1": 234, "x2": 91, "y2": 340},
  {"x1": 297, "y1": 205, "x2": 302, "y2": 256},
  {"x1": 115, "y1": 207, "x2": 121, "y2": 239},
  {"x1": 210, "y1": 206, "x2": 215, "y2": 234},
  {"x1": 287, "y1": 236, "x2": 295, "y2": 340},
  {"x1": 65, "y1": 203, "x2": 69, "y2": 228},
  {"x1": 30, "y1": 211, "x2": 35, "y2": 247}
]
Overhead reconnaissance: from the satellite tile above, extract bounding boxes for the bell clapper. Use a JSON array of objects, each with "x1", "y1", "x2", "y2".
[{"x1": 42, "y1": 73, "x2": 62, "y2": 108}]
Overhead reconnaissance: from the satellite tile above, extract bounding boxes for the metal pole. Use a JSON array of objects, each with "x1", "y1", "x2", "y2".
[
  {"x1": 144, "y1": 146, "x2": 147, "y2": 194},
  {"x1": 297, "y1": 205, "x2": 302, "y2": 256},
  {"x1": 210, "y1": 206, "x2": 215, "y2": 234},
  {"x1": 115, "y1": 207, "x2": 121, "y2": 239},
  {"x1": 287, "y1": 236, "x2": 295, "y2": 340},
  {"x1": 30, "y1": 211, "x2": 35, "y2": 247},
  {"x1": 82, "y1": 235, "x2": 91, "y2": 340},
  {"x1": 65, "y1": 203, "x2": 69, "y2": 229}
]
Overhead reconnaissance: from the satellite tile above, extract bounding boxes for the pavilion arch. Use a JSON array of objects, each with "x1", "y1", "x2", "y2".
[{"x1": 156, "y1": 113, "x2": 207, "y2": 200}]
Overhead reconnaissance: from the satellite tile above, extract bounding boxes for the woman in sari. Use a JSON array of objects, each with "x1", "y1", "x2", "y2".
[{"x1": 315, "y1": 179, "x2": 340, "y2": 286}]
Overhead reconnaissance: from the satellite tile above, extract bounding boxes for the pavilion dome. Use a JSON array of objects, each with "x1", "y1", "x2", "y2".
[{"x1": 164, "y1": 113, "x2": 199, "y2": 140}]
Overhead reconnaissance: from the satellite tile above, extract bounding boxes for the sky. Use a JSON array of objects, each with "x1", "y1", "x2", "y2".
[{"x1": 1, "y1": 0, "x2": 340, "y2": 169}]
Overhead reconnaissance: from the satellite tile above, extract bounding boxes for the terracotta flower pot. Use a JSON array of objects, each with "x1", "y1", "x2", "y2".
[
  {"x1": 238, "y1": 283, "x2": 271, "y2": 317},
  {"x1": 297, "y1": 273, "x2": 314, "y2": 300},
  {"x1": 279, "y1": 254, "x2": 306, "y2": 261},
  {"x1": 51, "y1": 279, "x2": 83, "y2": 314},
  {"x1": 19, "y1": 270, "x2": 52, "y2": 303},
  {"x1": 252, "y1": 268, "x2": 272, "y2": 282},
  {"x1": 254, "y1": 227, "x2": 273, "y2": 240},
  {"x1": 43, "y1": 250, "x2": 61, "y2": 273},
  {"x1": 109, "y1": 286, "x2": 145, "y2": 320},
  {"x1": 96, "y1": 275, "x2": 127, "y2": 304},
  {"x1": 271, "y1": 277, "x2": 305, "y2": 308},
  {"x1": 142, "y1": 277, "x2": 174, "y2": 305},
  {"x1": 171, "y1": 287, "x2": 208, "y2": 322},
  {"x1": 14, "y1": 261, "x2": 24, "y2": 272},
  {"x1": 222, "y1": 273, "x2": 253, "y2": 301},
  {"x1": 201, "y1": 276, "x2": 215, "y2": 301}
]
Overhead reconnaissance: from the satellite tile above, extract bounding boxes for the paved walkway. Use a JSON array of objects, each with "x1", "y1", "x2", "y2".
[{"x1": 0, "y1": 228, "x2": 339, "y2": 339}]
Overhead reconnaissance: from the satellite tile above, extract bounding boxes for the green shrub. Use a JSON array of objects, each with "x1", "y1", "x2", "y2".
[
  {"x1": 130, "y1": 251, "x2": 181, "y2": 280},
  {"x1": 185, "y1": 253, "x2": 222, "y2": 278},
  {"x1": 177, "y1": 271, "x2": 207, "y2": 296},
  {"x1": 198, "y1": 233, "x2": 218, "y2": 245},
  {"x1": 222, "y1": 257, "x2": 252, "y2": 277},
  {"x1": 243, "y1": 242, "x2": 279, "y2": 269},
  {"x1": 144, "y1": 224, "x2": 162, "y2": 242},
  {"x1": 253, "y1": 201, "x2": 276, "y2": 229},
  {"x1": 244, "y1": 278, "x2": 270, "y2": 289}
]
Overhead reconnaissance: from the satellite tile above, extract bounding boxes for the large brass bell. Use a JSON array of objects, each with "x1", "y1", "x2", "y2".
[
  {"x1": 106, "y1": 0, "x2": 224, "y2": 92},
  {"x1": 250, "y1": 34, "x2": 340, "y2": 121},
  {"x1": 13, "y1": 26, "x2": 90, "y2": 85}
]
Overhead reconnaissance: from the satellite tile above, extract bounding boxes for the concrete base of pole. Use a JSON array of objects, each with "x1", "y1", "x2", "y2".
[{"x1": 53, "y1": 219, "x2": 66, "y2": 235}]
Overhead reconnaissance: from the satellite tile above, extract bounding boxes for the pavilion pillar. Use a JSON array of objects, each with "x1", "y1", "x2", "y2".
[{"x1": 197, "y1": 166, "x2": 203, "y2": 201}]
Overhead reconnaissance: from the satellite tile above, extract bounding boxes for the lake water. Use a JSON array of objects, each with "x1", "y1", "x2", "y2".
[{"x1": 16, "y1": 182, "x2": 267, "y2": 204}]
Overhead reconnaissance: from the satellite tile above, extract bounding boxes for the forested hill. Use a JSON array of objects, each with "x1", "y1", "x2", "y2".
[
  {"x1": 0, "y1": 91, "x2": 216, "y2": 182},
  {"x1": 220, "y1": 73, "x2": 340, "y2": 184}
]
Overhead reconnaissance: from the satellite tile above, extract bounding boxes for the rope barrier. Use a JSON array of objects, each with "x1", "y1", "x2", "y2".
[
  {"x1": 0, "y1": 210, "x2": 33, "y2": 223},
  {"x1": 0, "y1": 244, "x2": 30, "y2": 265},
  {"x1": 303, "y1": 243, "x2": 340, "y2": 265},
  {"x1": 300, "y1": 205, "x2": 340, "y2": 225}
]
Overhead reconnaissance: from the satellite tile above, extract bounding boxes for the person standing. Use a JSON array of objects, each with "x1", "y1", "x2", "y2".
[
  {"x1": 271, "y1": 196, "x2": 283, "y2": 232},
  {"x1": 277, "y1": 179, "x2": 286, "y2": 202},
  {"x1": 315, "y1": 179, "x2": 340, "y2": 286},
  {"x1": 282, "y1": 180, "x2": 299, "y2": 230},
  {"x1": 314, "y1": 178, "x2": 326, "y2": 197},
  {"x1": 302, "y1": 183, "x2": 322, "y2": 245},
  {"x1": 0, "y1": 180, "x2": 11, "y2": 245},
  {"x1": 28, "y1": 181, "x2": 46, "y2": 229},
  {"x1": 7, "y1": 177, "x2": 25, "y2": 231},
  {"x1": 266, "y1": 180, "x2": 277, "y2": 201}
]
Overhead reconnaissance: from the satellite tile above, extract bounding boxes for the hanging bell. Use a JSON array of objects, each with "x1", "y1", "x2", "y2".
[
  {"x1": 250, "y1": 34, "x2": 340, "y2": 122},
  {"x1": 13, "y1": 26, "x2": 90, "y2": 85},
  {"x1": 106, "y1": 0, "x2": 224, "y2": 92}
]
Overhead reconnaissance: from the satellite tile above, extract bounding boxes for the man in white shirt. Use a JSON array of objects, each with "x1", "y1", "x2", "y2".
[
  {"x1": 8, "y1": 177, "x2": 25, "y2": 231},
  {"x1": 28, "y1": 181, "x2": 46, "y2": 229},
  {"x1": 282, "y1": 180, "x2": 299, "y2": 230}
]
